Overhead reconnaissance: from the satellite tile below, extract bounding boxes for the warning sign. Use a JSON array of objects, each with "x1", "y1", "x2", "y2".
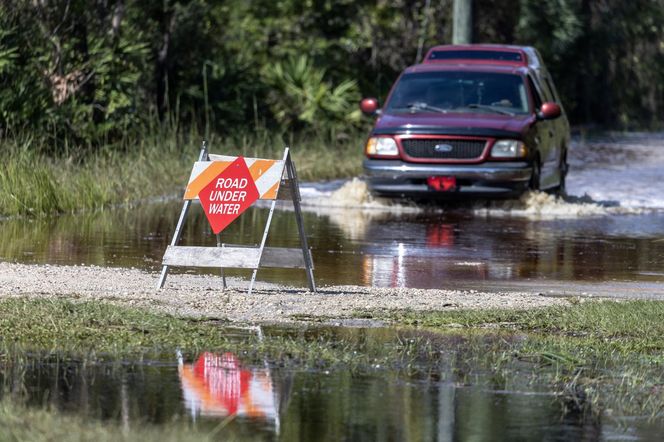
[
  {"x1": 197, "y1": 156, "x2": 259, "y2": 234},
  {"x1": 158, "y1": 142, "x2": 316, "y2": 294}
]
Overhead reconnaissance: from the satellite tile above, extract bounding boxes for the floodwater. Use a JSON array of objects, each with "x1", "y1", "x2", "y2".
[
  {"x1": 1, "y1": 133, "x2": 664, "y2": 439},
  {"x1": 1, "y1": 134, "x2": 664, "y2": 297},
  {"x1": 1, "y1": 326, "x2": 663, "y2": 440}
]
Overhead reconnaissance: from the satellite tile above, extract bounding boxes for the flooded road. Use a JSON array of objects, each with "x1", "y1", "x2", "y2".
[
  {"x1": 2, "y1": 199, "x2": 664, "y2": 293},
  {"x1": 566, "y1": 132, "x2": 664, "y2": 209},
  {"x1": 1, "y1": 133, "x2": 664, "y2": 297},
  {"x1": 1, "y1": 133, "x2": 664, "y2": 440},
  {"x1": 2, "y1": 326, "x2": 662, "y2": 441}
]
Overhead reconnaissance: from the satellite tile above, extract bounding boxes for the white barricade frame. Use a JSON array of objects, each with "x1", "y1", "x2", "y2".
[{"x1": 157, "y1": 141, "x2": 316, "y2": 294}]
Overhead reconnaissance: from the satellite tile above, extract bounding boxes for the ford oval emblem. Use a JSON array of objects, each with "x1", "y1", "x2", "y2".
[{"x1": 434, "y1": 143, "x2": 454, "y2": 153}]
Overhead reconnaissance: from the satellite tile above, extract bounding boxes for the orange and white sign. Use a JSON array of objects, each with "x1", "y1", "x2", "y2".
[
  {"x1": 182, "y1": 155, "x2": 285, "y2": 234},
  {"x1": 157, "y1": 144, "x2": 315, "y2": 294},
  {"x1": 184, "y1": 155, "x2": 285, "y2": 201}
]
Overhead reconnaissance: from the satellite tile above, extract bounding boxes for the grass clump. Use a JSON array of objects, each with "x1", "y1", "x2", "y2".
[
  {"x1": 0, "y1": 298, "x2": 411, "y2": 370},
  {"x1": 0, "y1": 298, "x2": 231, "y2": 354},
  {"x1": 372, "y1": 300, "x2": 664, "y2": 355},
  {"x1": 0, "y1": 129, "x2": 364, "y2": 217},
  {"x1": 0, "y1": 131, "x2": 193, "y2": 217},
  {"x1": 357, "y1": 300, "x2": 664, "y2": 419}
]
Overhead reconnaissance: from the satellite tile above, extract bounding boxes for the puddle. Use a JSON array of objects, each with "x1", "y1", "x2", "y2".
[{"x1": 1, "y1": 325, "x2": 662, "y2": 440}]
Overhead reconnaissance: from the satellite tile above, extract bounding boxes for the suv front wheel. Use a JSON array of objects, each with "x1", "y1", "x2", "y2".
[
  {"x1": 529, "y1": 159, "x2": 541, "y2": 191},
  {"x1": 549, "y1": 149, "x2": 568, "y2": 197}
]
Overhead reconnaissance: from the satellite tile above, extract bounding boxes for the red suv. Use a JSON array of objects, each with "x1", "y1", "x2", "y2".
[{"x1": 360, "y1": 44, "x2": 570, "y2": 197}]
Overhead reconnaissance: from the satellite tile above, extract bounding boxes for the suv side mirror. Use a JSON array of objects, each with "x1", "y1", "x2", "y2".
[
  {"x1": 538, "y1": 102, "x2": 561, "y2": 120},
  {"x1": 360, "y1": 98, "x2": 379, "y2": 116}
]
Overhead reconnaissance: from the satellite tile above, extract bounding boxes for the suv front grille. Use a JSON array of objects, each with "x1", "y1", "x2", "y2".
[{"x1": 401, "y1": 139, "x2": 487, "y2": 160}]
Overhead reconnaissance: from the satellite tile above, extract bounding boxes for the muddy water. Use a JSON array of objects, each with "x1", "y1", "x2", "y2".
[
  {"x1": 1, "y1": 134, "x2": 664, "y2": 295},
  {"x1": 1, "y1": 133, "x2": 664, "y2": 439},
  {"x1": 1, "y1": 326, "x2": 662, "y2": 440},
  {"x1": 1, "y1": 197, "x2": 664, "y2": 294}
]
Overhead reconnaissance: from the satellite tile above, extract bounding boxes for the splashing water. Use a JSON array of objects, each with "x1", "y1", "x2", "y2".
[
  {"x1": 475, "y1": 191, "x2": 604, "y2": 218},
  {"x1": 302, "y1": 178, "x2": 420, "y2": 212},
  {"x1": 327, "y1": 178, "x2": 375, "y2": 207},
  {"x1": 475, "y1": 191, "x2": 647, "y2": 218},
  {"x1": 300, "y1": 180, "x2": 640, "y2": 220},
  {"x1": 298, "y1": 178, "x2": 421, "y2": 240},
  {"x1": 299, "y1": 131, "x2": 664, "y2": 219}
]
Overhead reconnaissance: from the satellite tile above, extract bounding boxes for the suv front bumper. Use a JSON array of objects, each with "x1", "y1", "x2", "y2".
[{"x1": 363, "y1": 159, "x2": 532, "y2": 197}]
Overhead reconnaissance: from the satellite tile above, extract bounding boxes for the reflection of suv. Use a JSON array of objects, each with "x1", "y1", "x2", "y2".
[{"x1": 360, "y1": 44, "x2": 570, "y2": 198}]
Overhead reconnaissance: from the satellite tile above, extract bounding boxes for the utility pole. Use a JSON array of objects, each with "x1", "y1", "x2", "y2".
[{"x1": 452, "y1": 0, "x2": 472, "y2": 44}]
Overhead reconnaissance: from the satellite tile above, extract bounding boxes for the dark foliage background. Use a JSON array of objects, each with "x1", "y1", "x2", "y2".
[{"x1": 1, "y1": 0, "x2": 663, "y2": 148}]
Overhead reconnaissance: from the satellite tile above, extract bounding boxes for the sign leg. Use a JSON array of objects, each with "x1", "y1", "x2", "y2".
[
  {"x1": 157, "y1": 200, "x2": 191, "y2": 289},
  {"x1": 249, "y1": 198, "x2": 278, "y2": 295},
  {"x1": 286, "y1": 153, "x2": 316, "y2": 293},
  {"x1": 216, "y1": 233, "x2": 227, "y2": 289},
  {"x1": 248, "y1": 270, "x2": 257, "y2": 295},
  {"x1": 157, "y1": 140, "x2": 208, "y2": 290}
]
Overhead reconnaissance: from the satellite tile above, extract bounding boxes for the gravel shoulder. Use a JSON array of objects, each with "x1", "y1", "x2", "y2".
[{"x1": 0, "y1": 261, "x2": 570, "y2": 324}]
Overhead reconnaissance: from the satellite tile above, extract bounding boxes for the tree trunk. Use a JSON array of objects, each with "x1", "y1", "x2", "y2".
[
  {"x1": 452, "y1": 0, "x2": 472, "y2": 44},
  {"x1": 156, "y1": 10, "x2": 175, "y2": 120},
  {"x1": 111, "y1": 0, "x2": 124, "y2": 39}
]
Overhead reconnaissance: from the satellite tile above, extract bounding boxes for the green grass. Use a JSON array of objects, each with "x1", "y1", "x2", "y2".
[
  {"x1": 0, "y1": 298, "x2": 430, "y2": 441},
  {"x1": 0, "y1": 128, "x2": 364, "y2": 217},
  {"x1": 2, "y1": 298, "x2": 663, "y2": 423},
  {"x1": 364, "y1": 300, "x2": 664, "y2": 355},
  {"x1": 0, "y1": 298, "x2": 410, "y2": 369},
  {"x1": 0, "y1": 298, "x2": 230, "y2": 354},
  {"x1": 355, "y1": 300, "x2": 664, "y2": 419}
]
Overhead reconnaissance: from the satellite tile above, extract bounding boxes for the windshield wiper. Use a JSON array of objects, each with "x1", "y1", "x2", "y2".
[
  {"x1": 464, "y1": 104, "x2": 516, "y2": 116},
  {"x1": 394, "y1": 102, "x2": 448, "y2": 114}
]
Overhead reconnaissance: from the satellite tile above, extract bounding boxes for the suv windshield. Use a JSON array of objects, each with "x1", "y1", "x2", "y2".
[{"x1": 386, "y1": 71, "x2": 530, "y2": 115}]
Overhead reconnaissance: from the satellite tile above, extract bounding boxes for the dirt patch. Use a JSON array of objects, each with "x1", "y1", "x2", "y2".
[{"x1": 0, "y1": 261, "x2": 571, "y2": 324}]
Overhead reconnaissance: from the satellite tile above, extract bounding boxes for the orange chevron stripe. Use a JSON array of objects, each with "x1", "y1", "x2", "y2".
[
  {"x1": 261, "y1": 181, "x2": 280, "y2": 199},
  {"x1": 248, "y1": 159, "x2": 276, "y2": 181},
  {"x1": 180, "y1": 366, "x2": 222, "y2": 412},
  {"x1": 183, "y1": 161, "x2": 232, "y2": 199}
]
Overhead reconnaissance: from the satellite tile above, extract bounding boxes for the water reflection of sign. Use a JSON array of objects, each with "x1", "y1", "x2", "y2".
[{"x1": 178, "y1": 352, "x2": 278, "y2": 421}]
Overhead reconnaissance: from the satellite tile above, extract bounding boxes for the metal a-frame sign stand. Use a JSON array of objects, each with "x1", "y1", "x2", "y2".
[{"x1": 157, "y1": 141, "x2": 316, "y2": 294}]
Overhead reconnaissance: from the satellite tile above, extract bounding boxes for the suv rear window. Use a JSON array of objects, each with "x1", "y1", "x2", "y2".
[
  {"x1": 386, "y1": 71, "x2": 530, "y2": 115},
  {"x1": 428, "y1": 50, "x2": 523, "y2": 62}
]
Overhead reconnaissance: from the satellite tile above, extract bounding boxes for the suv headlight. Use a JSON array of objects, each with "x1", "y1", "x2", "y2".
[
  {"x1": 366, "y1": 137, "x2": 399, "y2": 157},
  {"x1": 491, "y1": 139, "x2": 527, "y2": 158}
]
